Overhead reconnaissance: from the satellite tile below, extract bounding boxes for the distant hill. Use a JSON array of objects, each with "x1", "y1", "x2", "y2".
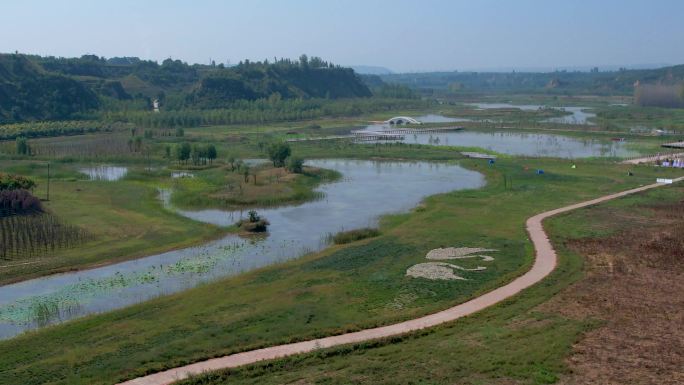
[
  {"x1": 0, "y1": 54, "x2": 100, "y2": 123},
  {"x1": 351, "y1": 65, "x2": 394, "y2": 75},
  {"x1": 381, "y1": 65, "x2": 684, "y2": 96},
  {"x1": 0, "y1": 53, "x2": 372, "y2": 123},
  {"x1": 184, "y1": 59, "x2": 372, "y2": 109}
]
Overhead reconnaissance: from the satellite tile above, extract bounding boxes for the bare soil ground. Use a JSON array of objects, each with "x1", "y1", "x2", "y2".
[{"x1": 543, "y1": 201, "x2": 684, "y2": 385}]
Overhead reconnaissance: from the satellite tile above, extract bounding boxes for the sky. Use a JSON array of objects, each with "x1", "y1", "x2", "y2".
[{"x1": 2, "y1": 0, "x2": 684, "y2": 73}]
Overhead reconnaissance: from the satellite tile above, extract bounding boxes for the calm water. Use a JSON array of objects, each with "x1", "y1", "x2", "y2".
[
  {"x1": 0, "y1": 159, "x2": 484, "y2": 339},
  {"x1": 243, "y1": 158, "x2": 270, "y2": 166},
  {"x1": 171, "y1": 171, "x2": 194, "y2": 178},
  {"x1": 79, "y1": 166, "x2": 128, "y2": 181},
  {"x1": 364, "y1": 115, "x2": 634, "y2": 158},
  {"x1": 401, "y1": 131, "x2": 638, "y2": 158},
  {"x1": 414, "y1": 114, "x2": 471, "y2": 123},
  {"x1": 468, "y1": 103, "x2": 596, "y2": 125}
]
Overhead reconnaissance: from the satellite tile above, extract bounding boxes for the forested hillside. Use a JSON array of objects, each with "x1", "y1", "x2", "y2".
[
  {"x1": 184, "y1": 57, "x2": 372, "y2": 109},
  {"x1": 0, "y1": 53, "x2": 373, "y2": 123},
  {"x1": 4, "y1": 51, "x2": 684, "y2": 125},
  {"x1": 0, "y1": 55, "x2": 100, "y2": 123}
]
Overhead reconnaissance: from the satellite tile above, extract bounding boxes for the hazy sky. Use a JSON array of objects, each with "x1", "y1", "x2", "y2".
[{"x1": 2, "y1": 0, "x2": 683, "y2": 72}]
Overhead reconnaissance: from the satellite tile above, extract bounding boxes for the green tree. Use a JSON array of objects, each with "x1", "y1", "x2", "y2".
[
  {"x1": 299, "y1": 54, "x2": 309, "y2": 68},
  {"x1": 134, "y1": 136, "x2": 142, "y2": 152},
  {"x1": 0, "y1": 173, "x2": 36, "y2": 190},
  {"x1": 267, "y1": 142, "x2": 291, "y2": 167},
  {"x1": 286, "y1": 156, "x2": 304, "y2": 173},
  {"x1": 241, "y1": 164, "x2": 251, "y2": 183},
  {"x1": 176, "y1": 142, "x2": 191, "y2": 164},
  {"x1": 191, "y1": 144, "x2": 200, "y2": 165},
  {"x1": 15, "y1": 137, "x2": 29, "y2": 155},
  {"x1": 248, "y1": 210, "x2": 260, "y2": 222},
  {"x1": 207, "y1": 144, "x2": 217, "y2": 164}
]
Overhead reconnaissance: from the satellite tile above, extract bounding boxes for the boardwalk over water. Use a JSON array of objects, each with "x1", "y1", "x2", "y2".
[
  {"x1": 662, "y1": 141, "x2": 684, "y2": 149},
  {"x1": 287, "y1": 126, "x2": 464, "y2": 143},
  {"x1": 286, "y1": 132, "x2": 404, "y2": 143},
  {"x1": 622, "y1": 151, "x2": 684, "y2": 165},
  {"x1": 353, "y1": 126, "x2": 465, "y2": 135}
]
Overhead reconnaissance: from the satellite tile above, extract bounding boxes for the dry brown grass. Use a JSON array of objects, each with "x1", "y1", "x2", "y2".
[
  {"x1": 209, "y1": 167, "x2": 297, "y2": 202},
  {"x1": 543, "y1": 201, "x2": 684, "y2": 385}
]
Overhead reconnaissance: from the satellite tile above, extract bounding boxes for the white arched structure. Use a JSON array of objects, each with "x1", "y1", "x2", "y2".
[{"x1": 385, "y1": 116, "x2": 422, "y2": 125}]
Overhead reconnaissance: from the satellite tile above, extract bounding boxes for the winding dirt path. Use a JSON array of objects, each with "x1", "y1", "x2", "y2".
[{"x1": 120, "y1": 178, "x2": 683, "y2": 385}]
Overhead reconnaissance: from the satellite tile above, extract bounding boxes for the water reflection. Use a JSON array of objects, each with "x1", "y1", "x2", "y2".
[
  {"x1": 0, "y1": 159, "x2": 484, "y2": 339},
  {"x1": 402, "y1": 131, "x2": 637, "y2": 158},
  {"x1": 362, "y1": 113, "x2": 633, "y2": 158},
  {"x1": 468, "y1": 103, "x2": 596, "y2": 125},
  {"x1": 79, "y1": 166, "x2": 128, "y2": 181}
]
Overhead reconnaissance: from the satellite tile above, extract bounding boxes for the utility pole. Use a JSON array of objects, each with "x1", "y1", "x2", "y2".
[{"x1": 46, "y1": 162, "x2": 50, "y2": 201}]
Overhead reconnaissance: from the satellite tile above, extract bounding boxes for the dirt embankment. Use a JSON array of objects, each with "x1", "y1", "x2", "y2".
[{"x1": 544, "y1": 201, "x2": 684, "y2": 385}]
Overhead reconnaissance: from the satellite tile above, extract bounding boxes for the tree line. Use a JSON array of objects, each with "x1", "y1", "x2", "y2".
[
  {"x1": 104, "y1": 97, "x2": 433, "y2": 128},
  {"x1": 0, "y1": 120, "x2": 118, "y2": 141},
  {"x1": 172, "y1": 143, "x2": 217, "y2": 166}
]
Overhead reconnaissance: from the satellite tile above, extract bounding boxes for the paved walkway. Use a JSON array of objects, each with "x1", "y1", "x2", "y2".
[
  {"x1": 120, "y1": 178, "x2": 683, "y2": 385},
  {"x1": 622, "y1": 152, "x2": 684, "y2": 165}
]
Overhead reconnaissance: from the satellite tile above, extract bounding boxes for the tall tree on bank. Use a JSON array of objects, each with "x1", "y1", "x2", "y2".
[{"x1": 267, "y1": 142, "x2": 291, "y2": 167}]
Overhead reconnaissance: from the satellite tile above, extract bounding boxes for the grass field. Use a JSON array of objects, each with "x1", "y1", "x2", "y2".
[
  {"x1": 0, "y1": 102, "x2": 682, "y2": 385},
  {"x1": 170, "y1": 164, "x2": 340, "y2": 209},
  {"x1": 0, "y1": 160, "x2": 224, "y2": 284},
  {"x1": 0, "y1": 149, "x2": 680, "y2": 385},
  {"x1": 177, "y1": 180, "x2": 684, "y2": 385}
]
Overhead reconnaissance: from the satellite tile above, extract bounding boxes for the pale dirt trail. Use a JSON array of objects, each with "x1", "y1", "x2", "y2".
[{"x1": 120, "y1": 177, "x2": 683, "y2": 385}]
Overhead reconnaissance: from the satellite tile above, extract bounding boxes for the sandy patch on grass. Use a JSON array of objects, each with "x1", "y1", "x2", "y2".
[
  {"x1": 426, "y1": 247, "x2": 497, "y2": 262},
  {"x1": 407, "y1": 247, "x2": 496, "y2": 280},
  {"x1": 406, "y1": 262, "x2": 468, "y2": 280}
]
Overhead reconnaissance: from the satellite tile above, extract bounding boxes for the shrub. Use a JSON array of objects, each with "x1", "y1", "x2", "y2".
[
  {"x1": 267, "y1": 142, "x2": 291, "y2": 167},
  {"x1": 286, "y1": 156, "x2": 305, "y2": 173},
  {"x1": 0, "y1": 189, "x2": 43, "y2": 216},
  {"x1": 0, "y1": 173, "x2": 36, "y2": 190},
  {"x1": 332, "y1": 228, "x2": 381, "y2": 245},
  {"x1": 237, "y1": 210, "x2": 270, "y2": 232},
  {"x1": 16, "y1": 136, "x2": 30, "y2": 155},
  {"x1": 248, "y1": 210, "x2": 260, "y2": 222}
]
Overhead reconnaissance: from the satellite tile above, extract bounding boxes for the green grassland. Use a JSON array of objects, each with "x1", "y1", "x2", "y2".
[
  {"x1": 170, "y1": 164, "x2": 340, "y2": 209},
  {"x1": 0, "y1": 106, "x2": 675, "y2": 286},
  {"x1": 0, "y1": 101, "x2": 682, "y2": 385},
  {"x1": 0, "y1": 155, "x2": 345, "y2": 284},
  {"x1": 0, "y1": 149, "x2": 680, "y2": 385},
  {"x1": 176, "y1": 177, "x2": 684, "y2": 385},
  {"x1": 0, "y1": 160, "x2": 225, "y2": 284}
]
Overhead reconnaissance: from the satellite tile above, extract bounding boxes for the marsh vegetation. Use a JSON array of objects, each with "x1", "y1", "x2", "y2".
[{"x1": 1, "y1": 50, "x2": 683, "y2": 385}]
